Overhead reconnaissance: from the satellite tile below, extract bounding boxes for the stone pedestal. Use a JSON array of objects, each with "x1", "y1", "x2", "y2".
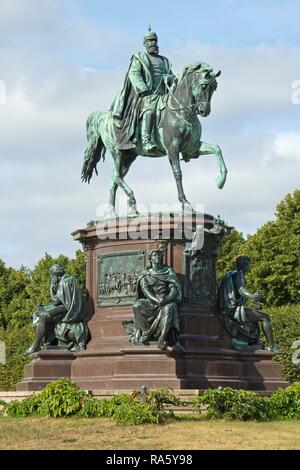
[
  {"x1": 17, "y1": 350, "x2": 75, "y2": 391},
  {"x1": 17, "y1": 213, "x2": 288, "y2": 393}
]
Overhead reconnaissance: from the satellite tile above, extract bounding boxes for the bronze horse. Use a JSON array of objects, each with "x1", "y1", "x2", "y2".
[{"x1": 81, "y1": 62, "x2": 227, "y2": 216}]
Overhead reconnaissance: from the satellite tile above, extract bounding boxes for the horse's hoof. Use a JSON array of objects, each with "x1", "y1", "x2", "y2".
[
  {"x1": 182, "y1": 202, "x2": 194, "y2": 213},
  {"x1": 103, "y1": 208, "x2": 118, "y2": 220},
  {"x1": 215, "y1": 175, "x2": 226, "y2": 189},
  {"x1": 127, "y1": 207, "x2": 140, "y2": 217}
]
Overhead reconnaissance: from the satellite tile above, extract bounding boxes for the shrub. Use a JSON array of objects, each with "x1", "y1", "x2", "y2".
[
  {"x1": 5, "y1": 379, "x2": 88, "y2": 418},
  {"x1": 113, "y1": 401, "x2": 160, "y2": 425},
  {"x1": 192, "y1": 387, "x2": 272, "y2": 421},
  {"x1": 77, "y1": 394, "x2": 109, "y2": 418},
  {"x1": 2, "y1": 381, "x2": 178, "y2": 424},
  {"x1": 5, "y1": 381, "x2": 300, "y2": 423},
  {"x1": 145, "y1": 387, "x2": 181, "y2": 410},
  {"x1": 104, "y1": 394, "x2": 135, "y2": 417},
  {"x1": 92, "y1": 390, "x2": 175, "y2": 425},
  {"x1": 36, "y1": 379, "x2": 86, "y2": 417},
  {"x1": 5, "y1": 394, "x2": 41, "y2": 417},
  {"x1": 270, "y1": 382, "x2": 300, "y2": 419}
]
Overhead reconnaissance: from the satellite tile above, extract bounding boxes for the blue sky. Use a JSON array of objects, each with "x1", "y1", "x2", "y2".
[
  {"x1": 78, "y1": 0, "x2": 300, "y2": 47},
  {"x1": 0, "y1": 0, "x2": 299, "y2": 269}
]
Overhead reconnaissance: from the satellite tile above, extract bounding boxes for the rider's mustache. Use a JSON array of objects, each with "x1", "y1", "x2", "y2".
[{"x1": 148, "y1": 45, "x2": 159, "y2": 52}]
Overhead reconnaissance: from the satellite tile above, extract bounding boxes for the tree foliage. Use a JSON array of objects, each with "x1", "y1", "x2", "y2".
[
  {"x1": 0, "y1": 325, "x2": 34, "y2": 391},
  {"x1": 217, "y1": 189, "x2": 300, "y2": 307},
  {"x1": 0, "y1": 250, "x2": 86, "y2": 331},
  {"x1": 0, "y1": 261, "x2": 31, "y2": 329},
  {"x1": 244, "y1": 190, "x2": 300, "y2": 306},
  {"x1": 216, "y1": 229, "x2": 245, "y2": 284}
]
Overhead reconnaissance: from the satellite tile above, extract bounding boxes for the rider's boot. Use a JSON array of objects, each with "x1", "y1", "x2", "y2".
[{"x1": 141, "y1": 111, "x2": 156, "y2": 153}]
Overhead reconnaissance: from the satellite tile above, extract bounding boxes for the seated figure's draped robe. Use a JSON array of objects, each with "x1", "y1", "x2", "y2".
[
  {"x1": 33, "y1": 274, "x2": 89, "y2": 351},
  {"x1": 218, "y1": 270, "x2": 260, "y2": 345},
  {"x1": 133, "y1": 265, "x2": 182, "y2": 342}
]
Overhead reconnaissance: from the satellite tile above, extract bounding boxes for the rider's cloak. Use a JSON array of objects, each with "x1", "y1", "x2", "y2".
[
  {"x1": 110, "y1": 51, "x2": 173, "y2": 150},
  {"x1": 133, "y1": 265, "x2": 182, "y2": 342}
]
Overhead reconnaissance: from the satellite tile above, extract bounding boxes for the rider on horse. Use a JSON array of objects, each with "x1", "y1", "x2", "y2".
[{"x1": 110, "y1": 26, "x2": 175, "y2": 153}]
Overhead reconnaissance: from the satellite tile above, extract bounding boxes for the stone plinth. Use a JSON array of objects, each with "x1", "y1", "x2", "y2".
[
  {"x1": 17, "y1": 213, "x2": 288, "y2": 393},
  {"x1": 17, "y1": 350, "x2": 75, "y2": 391}
]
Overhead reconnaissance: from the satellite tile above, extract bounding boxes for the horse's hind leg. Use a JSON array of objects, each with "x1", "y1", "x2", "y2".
[
  {"x1": 108, "y1": 175, "x2": 118, "y2": 217},
  {"x1": 199, "y1": 142, "x2": 228, "y2": 189},
  {"x1": 112, "y1": 152, "x2": 138, "y2": 216}
]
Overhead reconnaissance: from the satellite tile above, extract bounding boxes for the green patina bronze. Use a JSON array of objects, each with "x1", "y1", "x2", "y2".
[
  {"x1": 97, "y1": 251, "x2": 145, "y2": 307},
  {"x1": 184, "y1": 256, "x2": 216, "y2": 305},
  {"x1": 218, "y1": 256, "x2": 280, "y2": 352},
  {"x1": 110, "y1": 26, "x2": 176, "y2": 153},
  {"x1": 124, "y1": 249, "x2": 183, "y2": 352},
  {"x1": 25, "y1": 264, "x2": 90, "y2": 355},
  {"x1": 184, "y1": 216, "x2": 230, "y2": 305},
  {"x1": 81, "y1": 27, "x2": 227, "y2": 216}
]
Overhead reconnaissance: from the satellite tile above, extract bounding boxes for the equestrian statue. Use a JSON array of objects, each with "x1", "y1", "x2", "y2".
[{"x1": 81, "y1": 26, "x2": 227, "y2": 216}]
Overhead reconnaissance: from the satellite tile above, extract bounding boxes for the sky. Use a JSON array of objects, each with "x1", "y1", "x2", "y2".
[{"x1": 0, "y1": 0, "x2": 299, "y2": 269}]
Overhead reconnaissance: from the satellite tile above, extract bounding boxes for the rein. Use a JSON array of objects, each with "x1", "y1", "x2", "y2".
[
  {"x1": 165, "y1": 72, "x2": 210, "y2": 121},
  {"x1": 165, "y1": 78, "x2": 197, "y2": 117}
]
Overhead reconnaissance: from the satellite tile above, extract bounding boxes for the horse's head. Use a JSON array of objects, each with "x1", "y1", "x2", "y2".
[{"x1": 180, "y1": 62, "x2": 221, "y2": 117}]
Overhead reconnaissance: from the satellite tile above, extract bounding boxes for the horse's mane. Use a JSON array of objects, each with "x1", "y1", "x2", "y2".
[{"x1": 173, "y1": 61, "x2": 218, "y2": 92}]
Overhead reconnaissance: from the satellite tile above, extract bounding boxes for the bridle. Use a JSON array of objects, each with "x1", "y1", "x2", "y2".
[{"x1": 165, "y1": 71, "x2": 216, "y2": 120}]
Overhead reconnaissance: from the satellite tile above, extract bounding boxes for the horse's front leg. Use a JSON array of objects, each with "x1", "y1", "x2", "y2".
[
  {"x1": 168, "y1": 151, "x2": 193, "y2": 212},
  {"x1": 199, "y1": 142, "x2": 228, "y2": 189}
]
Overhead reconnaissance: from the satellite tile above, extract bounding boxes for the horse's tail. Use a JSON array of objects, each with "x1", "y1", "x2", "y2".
[{"x1": 81, "y1": 111, "x2": 106, "y2": 184}]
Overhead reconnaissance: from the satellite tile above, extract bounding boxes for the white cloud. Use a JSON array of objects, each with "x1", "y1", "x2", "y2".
[
  {"x1": 169, "y1": 41, "x2": 300, "y2": 125},
  {"x1": 272, "y1": 132, "x2": 300, "y2": 161},
  {"x1": 0, "y1": 0, "x2": 68, "y2": 39},
  {"x1": 0, "y1": 9, "x2": 299, "y2": 269}
]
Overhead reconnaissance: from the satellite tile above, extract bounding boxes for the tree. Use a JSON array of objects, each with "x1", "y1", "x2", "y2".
[
  {"x1": 244, "y1": 189, "x2": 300, "y2": 306},
  {"x1": 216, "y1": 229, "x2": 245, "y2": 284},
  {"x1": 0, "y1": 260, "x2": 30, "y2": 329},
  {"x1": 0, "y1": 251, "x2": 86, "y2": 330}
]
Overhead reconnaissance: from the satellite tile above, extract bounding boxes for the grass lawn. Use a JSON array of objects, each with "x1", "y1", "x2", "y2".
[{"x1": 0, "y1": 415, "x2": 300, "y2": 450}]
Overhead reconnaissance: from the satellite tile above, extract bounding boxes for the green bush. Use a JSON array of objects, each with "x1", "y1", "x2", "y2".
[
  {"x1": 5, "y1": 381, "x2": 300, "y2": 423},
  {"x1": 4, "y1": 380, "x2": 107, "y2": 419},
  {"x1": 4, "y1": 379, "x2": 85, "y2": 418},
  {"x1": 192, "y1": 387, "x2": 272, "y2": 421},
  {"x1": 37, "y1": 379, "x2": 86, "y2": 417},
  {"x1": 104, "y1": 394, "x2": 135, "y2": 417},
  {"x1": 2, "y1": 380, "x2": 178, "y2": 424},
  {"x1": 77, "y1": 395, "x2": 105, "y2": 418},
  {"x1": 95, "y1": 389, "x2": 177, "y2": 424},
  {"x1": 146, "y1": 387, "x2": 181, "y2": 410},
  {"x1": 270, "y1": 382, "x2": 300, "y2": 419},
  {"x1": 113, "y1": 401, "x2": 160, "y2": 425},
  {"x1": 269, "y1": 304, "x2": 300, "y2": 383},
  {"x1": 5, "y1": 394, "x2": 40, "y2": 417}
]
